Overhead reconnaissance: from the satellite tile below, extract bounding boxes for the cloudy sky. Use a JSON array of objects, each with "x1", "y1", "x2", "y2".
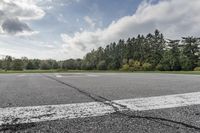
[{"x1": 0, "y1": 0, "x2": 200, "y2": 60}]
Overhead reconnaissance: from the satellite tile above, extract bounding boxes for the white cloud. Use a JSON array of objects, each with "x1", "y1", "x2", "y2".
[
  {"x1": 0, "y1": 0, "x2": 45, "y2": 36},
  {"x1": 61, "y1": 0, "x2": 200, "y2": 58},
  {"x1": 84, "y1": 16, "x2": 96, "y2": 29},
  {"x1": 0, "y1": 0, "x2": 45, "y2": 20},
  {"x1": 57, "y1": 14, "x2": 68, "y2": 23},
  {"x1": 15, "y1": 31, "x2": 39, "y2": 37},
  {"x1": 36, "y1": 0, "x2": 80, "y2": 9},
  {"x1": 0, "y1": 36, "x2": 66, "y2": 60}
]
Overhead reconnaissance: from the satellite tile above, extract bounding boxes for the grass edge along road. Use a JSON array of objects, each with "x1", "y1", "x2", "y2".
[{"x1": 0, "y1": 70, "x2": 200, "y2": 75}]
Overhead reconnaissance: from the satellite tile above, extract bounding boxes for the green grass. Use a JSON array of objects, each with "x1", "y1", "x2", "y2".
[
  {"x1": 0, "y1": 69, "x2": 61, "y2": 73},
  {"x1": 155, "y1": 71, "x2": 200, "y2": 75},
  {"x1": 0, "y1": 69, "x2": 200, "y2": 75}
]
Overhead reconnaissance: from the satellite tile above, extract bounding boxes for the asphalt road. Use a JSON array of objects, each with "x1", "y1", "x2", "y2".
[{"x1": 1, "y1": 73, "x2": 200, "y2": 132}]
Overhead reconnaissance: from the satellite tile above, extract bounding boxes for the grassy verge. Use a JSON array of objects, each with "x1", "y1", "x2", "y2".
[
  {"x1": 132, "y1": 71, "x2": 200, "y2": 75},
  {"x1": 0, "y1": 70, "x2": 61, "y2": 73},
  {"x1": 0, "y1": 69, "x2": 200, "y2": 75},
  {"x1": 154, "y1": 71, "x2": 200, "y2": 75}
]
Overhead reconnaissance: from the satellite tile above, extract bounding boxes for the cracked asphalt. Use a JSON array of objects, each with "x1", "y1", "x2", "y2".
[{"x1": 1, "y1": 73, "x2": 200, "y2": 133}]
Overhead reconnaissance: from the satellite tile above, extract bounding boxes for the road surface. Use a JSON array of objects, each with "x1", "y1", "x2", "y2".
[{"x1": 0, "y1": 73, "x2": 200, "y2": 132}]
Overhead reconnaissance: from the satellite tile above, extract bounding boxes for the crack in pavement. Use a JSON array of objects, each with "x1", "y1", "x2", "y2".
[
  {"x1": 42, "y1": 74, "x2": 200, "y2": 131},
  {"x1": 1, "y1": 74, "x2": 200, "y2": 132}
]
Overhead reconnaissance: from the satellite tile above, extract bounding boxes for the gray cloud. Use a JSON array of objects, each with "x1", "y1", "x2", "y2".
[
  {"x1": 2, "y1": 18, "x2": 31, "y2": 34},
  {"x1": 0, "y1": 10, "x2": 4, "y2": 16},
  {"x1": 0, "y1": 0, "x2": 45, "y2": 36}
]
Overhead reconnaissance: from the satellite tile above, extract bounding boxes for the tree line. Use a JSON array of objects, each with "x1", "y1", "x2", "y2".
[{"x1": 0, "y1": 30, "x2": 200, "y2": 71}]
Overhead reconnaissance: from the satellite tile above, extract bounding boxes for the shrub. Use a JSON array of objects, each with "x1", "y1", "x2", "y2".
[
  {"x1": 129, "y1": 60, "x2": 142, "y2": 71},
  {"x1": 156, "y1": 64, "x2": 164, "y2": 71},
  {"x1": 11, "y1": 59, "x2": 23, "y2": 70},
  {"x1": 129, "y1": 67, "x2": 136, "y2": 71},
  {"x1": 156, "y1": 64, "x2": 173, "y2": 71},
  {"x1": 26, "y1": 61, "x2": 35, "y2": 70},
  {"x1": 142, "y1": 63, "x2": 153, "y2": 71},
  {"x1": 122, "y1": 58, "x2": 128, "y2": 65},
  {"x1": 121, "y1": 64, "x2": 129, "y2": 71},
  {"x1": 194, "y1": 67, "x2": 200, "y2": 71},
  {"x1": 128, "y1": 59, "x2": 134, "y2": 66},
  {"x1": 97, "y1": 60, "x2": 107, "y2": 70},
  {"x1": 180, "y1": 56, "x2": 194, "y2": 71},
  {"x1": 40, "y1": 61, "x2": 51, "y2": 70}
]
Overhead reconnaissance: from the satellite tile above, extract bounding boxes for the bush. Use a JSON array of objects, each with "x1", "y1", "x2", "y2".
[
  {"x1": 156, "y1": 64, "x2": 164, "y2": 71},
  {"x1": 122, "y1": 58, "x2": 128, "y2": 65},
  {"x1": 97, "y1": 60, "x2": 107, "y2": 70},
  {"x1": 180, "y1": 56, "x2": 194, "y2": 71},
  {"x1": 26, "y1": 61, "x2": 35, "y2": 70},
  {"x1": 83, "y1": 62, "x2": 94, "y2": 70},
  {"x1": 194, "y1": 67, "x2": 200, "y2": 71},
  {"x1": 121, "y1": 64, "x2": 129, "y2": 71},
  {"x1": 129, "y1": 60, "x2": 142, "y2": 71},
  {"x1": 129, "y1": 67, "x2": 136, "y2": 71},
  {"x1": 142, "y1": 63, "x2": 153, "y2": 71},
  {"x1": 11, "y1": 59, "x2": 23, "y2": 70},
  {"x1": 40, "y1": 61, "x2": 51, "y2": 70}
]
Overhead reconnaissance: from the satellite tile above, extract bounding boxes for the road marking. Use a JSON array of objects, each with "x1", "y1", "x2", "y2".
[
  {"x1": 55, "y1": 74, "x2": 99, "y2": 78},
  {"x1": 55, "y1": 74, "x2": 63, "y2": 78},
  {"x1": 1, "y1": 91, "x2": 200, "y2": 125},
  {"x1": 17, "y1": 74, "x2": 26, "y2": 77}
]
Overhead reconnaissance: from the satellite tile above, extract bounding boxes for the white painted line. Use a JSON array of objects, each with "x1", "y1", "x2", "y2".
[
  {"x1": 55, "y1": 74, "x2": 99, "y2": 78},
  {"x1": 86, "y1": 74, "x2": 99, "y2": 77},
  {"x1": 0, "y1": 102, "x2": 114, "y2": 126},
  {"x1": 55, "y1": 74, "x2": 63, "y2": 78},
  {"x1": 1, "y1": 91, "x2": 200, "y2": 125},
  {"x1": 115, "y1": 91, "x2": 200, "y2": 111},
  {"x1": 17, "y1": 74, "x2": 26, "y2": 77}
]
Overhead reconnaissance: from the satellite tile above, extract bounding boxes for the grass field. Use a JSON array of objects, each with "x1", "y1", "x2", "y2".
[{"x1": 0, "y1": 69, "x2": 200, "y2": 75}]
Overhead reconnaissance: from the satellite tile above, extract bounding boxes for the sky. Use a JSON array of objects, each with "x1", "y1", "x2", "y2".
[{"x1": 0, "y1": 0, "x2": 200, "y2": 60}]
